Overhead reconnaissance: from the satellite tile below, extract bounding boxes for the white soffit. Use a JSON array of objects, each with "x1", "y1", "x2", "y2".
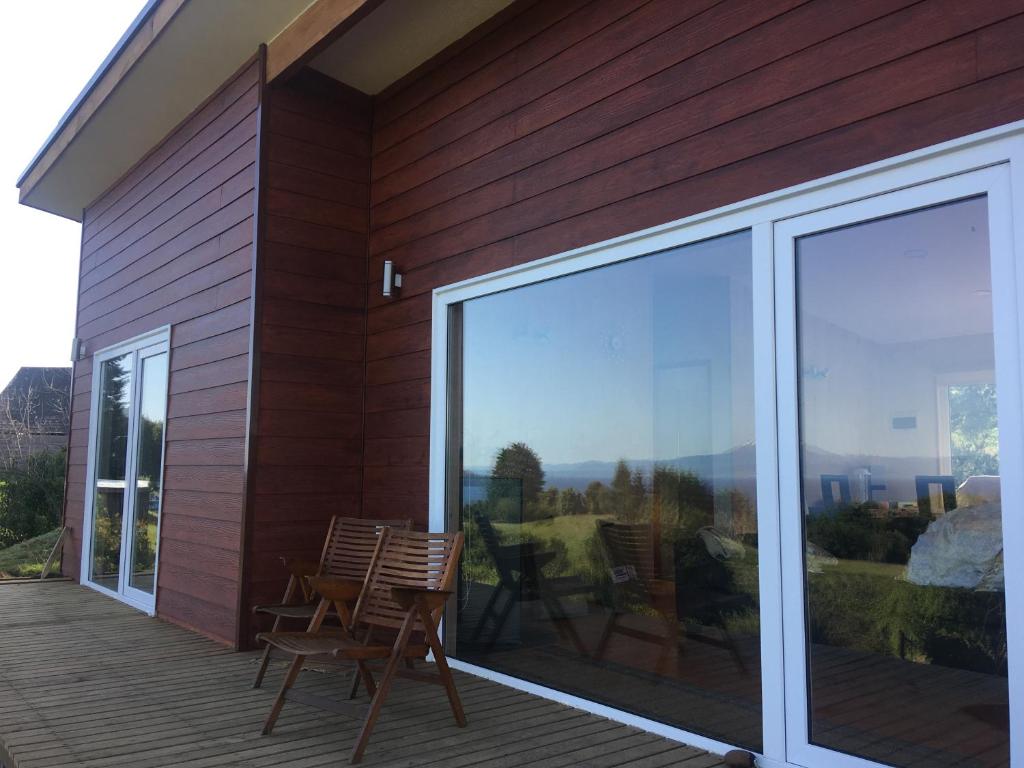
[
  {"x1": 309, "y1": 0, "x2": 514, "y2": 94},
  {"x1": 20, "y1": 0, "x2": 313, "y2": 221}
]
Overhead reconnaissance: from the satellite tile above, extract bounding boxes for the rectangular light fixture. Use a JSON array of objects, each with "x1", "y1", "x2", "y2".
[{"x1": 383, "y1": 260, "x2": 403, "y2": 297}]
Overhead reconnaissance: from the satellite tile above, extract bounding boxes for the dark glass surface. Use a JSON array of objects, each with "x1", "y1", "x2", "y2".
[
  {"x1": 795, "y1": 197, "x2": 1008, "y2": 767},
  {"x1": 129, "y1": 352, "x2": 167, "y2": 593},
  {"x1": 90, "y1": 354, "x2": 133, "y2": 587},
  {"x1": 450, "y1": 231, "x2": 762, "y2": 749}
]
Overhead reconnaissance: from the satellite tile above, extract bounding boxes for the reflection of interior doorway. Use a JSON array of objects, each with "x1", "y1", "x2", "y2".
[
  {"x1": 776, "y1": 170, "x2": 1012, "y2": 768},
  {"x1": 653, "y1": 361, "x2": 711, "y2": 464},
  {"x1": 936, "y1": 371, "x2": 999, "y2": 485},
  {"x1": 82, "y1": 328, "x2": 169, "y2": 614}
]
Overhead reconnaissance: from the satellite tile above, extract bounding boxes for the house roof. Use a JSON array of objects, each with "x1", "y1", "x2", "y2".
[
  {"x1": 0, "y1": 367, "x2": 72, "y2": 436},
  {"x1": 15, "y1": 0, "x2": 513, "y2": 222}
]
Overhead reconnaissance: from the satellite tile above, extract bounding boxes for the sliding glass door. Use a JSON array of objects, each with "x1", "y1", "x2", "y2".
[
  {"x1": 775, "y1": 168, "x2": 1018, "y2": 768},
  {"x1": 435, "y1": 138, "x2": 1023, "y2": 767},
  {"x1": 84, "y1": 329, "x2": 169, "y2": 612},
  {"x1": 445, "y1": 231, "x2": 764, "y2": 750}
]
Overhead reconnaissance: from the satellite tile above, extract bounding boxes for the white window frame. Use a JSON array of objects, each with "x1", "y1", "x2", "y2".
[
  {"x1": 774, "y1": 165, "x2": 1020, "y2": 768},
  {"x1": 80, "y1": 326, "x2": 170, "y2": 616},
  {"x1": 429, "y1": 120, "x2": 1024, "y2": 768}
]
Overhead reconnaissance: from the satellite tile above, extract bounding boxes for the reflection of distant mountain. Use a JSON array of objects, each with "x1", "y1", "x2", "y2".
[
  {"x1": 465, "y1": 442, "x2": 971, "y2": 507},
  {"x1": 466, "y1": 443, "x2": 759, "y2": 497}
]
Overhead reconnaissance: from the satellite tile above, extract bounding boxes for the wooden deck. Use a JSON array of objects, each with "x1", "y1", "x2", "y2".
[{"x1": 0, "y1": 581, "x2": 726, "y2": 768}]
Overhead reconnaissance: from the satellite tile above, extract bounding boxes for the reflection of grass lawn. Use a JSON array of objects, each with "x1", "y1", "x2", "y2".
[
  {"x1": 494, "y1": 514, "x2": 612, "y2": 564},
  {"x1": 829, "y1": 559, "x2": 906, "y2": 579}
]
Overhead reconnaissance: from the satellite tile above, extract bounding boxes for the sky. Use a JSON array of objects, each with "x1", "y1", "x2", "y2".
[
  {"x1": 0, "y1": 0, "x2": 146, "y2": 391},
  {"x1": 460, "y1": 231, "x2": 755, "y2": 468}
]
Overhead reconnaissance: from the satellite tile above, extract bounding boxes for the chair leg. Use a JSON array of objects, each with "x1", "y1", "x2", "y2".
[
  {"x1": 470, "y1": 582, "x2": 504, "y2": 645},
  {"x1": 420, "y1": 604, "x2": 465, "y2": 727},
  {"x1": 483, "y1": 590, "x2": 518, "y2": 652},
  {"x1": 347, "y1": 665, "x2": 362, "y2": 700},
  {"x1": 350, "y1": 611, "x2": 418, "y2": 763},
  {"x1": 253, "y1": 613, "x2": 284, "y2": 689},
  {"x1": 253, "y1": 644, "x2": 274, "y2": 689},
  {"x1": 595, "y1": 611, "x2": 619, "y2": 660},
  {"x1": 262, "y1": 654, "x2": 305, "y2": 736},
  {"x1": 356, "y1": 660, "x2": 377, "y2": 697}
]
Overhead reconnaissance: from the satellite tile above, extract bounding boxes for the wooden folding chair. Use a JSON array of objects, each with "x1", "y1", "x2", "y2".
[
  {"x1": 595, "y1": 521, "x2": 680, "y2": 675},
  {"x1": 470, "y1": 511, "x2": 592, "y2": 655},
  {"x1": 257, "y1": 528, "x2": 465, "y2": 763},
  {"x1": 251, "y1": 516, "x2": 411, "y2": 689}
]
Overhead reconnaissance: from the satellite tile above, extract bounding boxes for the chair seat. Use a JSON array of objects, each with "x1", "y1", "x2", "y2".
[
  {"x1": 253, "y1": 602, "x2": 322, "y2": 619},
  {"x1": 257, "y1": 630, "x2": 395, "y2": 660}
]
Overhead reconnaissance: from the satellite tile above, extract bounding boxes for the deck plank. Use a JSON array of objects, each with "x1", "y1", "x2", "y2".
[{"x1": 0, "y1": 583, "x2": 726, "y2": 768}]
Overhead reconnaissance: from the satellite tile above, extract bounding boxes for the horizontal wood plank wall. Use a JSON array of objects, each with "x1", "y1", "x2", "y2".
[
  {"x1": 244, "y1": 69, "x2": 371, "y2": 644},
  {"x1": 365, "y1": 0, "x2": 1024, "y2": 526},
  {"x1": 66, "y1": 59, "x2": 260, "y2": 645}
]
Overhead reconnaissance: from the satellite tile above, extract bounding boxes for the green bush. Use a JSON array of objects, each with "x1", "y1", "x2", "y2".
[{"x1": 0, "y1": 448, "x2": 66, "y2": 547}]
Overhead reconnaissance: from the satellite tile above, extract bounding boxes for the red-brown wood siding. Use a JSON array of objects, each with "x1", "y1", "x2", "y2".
[
  {"x1": 64, "y1": 59, "x2": 260, "y2": 645},
  {"x1": 364, "y1": 0, "x2": 1024, "y2": 526},
  {"x1": 242, "y1": 69, "x2": 371, "y2": 644}
]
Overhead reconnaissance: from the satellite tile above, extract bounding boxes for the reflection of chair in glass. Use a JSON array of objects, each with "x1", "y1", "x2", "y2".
[
  {"x1": 820, "y1": 474, "x2": 851, "y2": 507},
  {"x1": 916, "y1": 475, "x2": 957, "y2": 516},
  {"x1": 469, "y1": 512, "x2": 591, "y2": 655},
  {"x1": 595, "y1": 521, "x2": 680, "y2": 675},
  {"x1": 251, "y1": 516, "x2": 412, "y2": 689}
]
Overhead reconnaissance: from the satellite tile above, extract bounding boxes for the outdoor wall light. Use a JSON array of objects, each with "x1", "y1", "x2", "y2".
[
  {"x1": 70, "y1": 336, "x2": 85, "y2": 362},
  {"x1": 383, "y1": 260, "x2": 403, "y2": 297}
]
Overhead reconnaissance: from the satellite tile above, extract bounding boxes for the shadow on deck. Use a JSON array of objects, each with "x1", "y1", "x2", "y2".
[{"x1": 0, "y1": 581, "x2": 726, "y2": 768}]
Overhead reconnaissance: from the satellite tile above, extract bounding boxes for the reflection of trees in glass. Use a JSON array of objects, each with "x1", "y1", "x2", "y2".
[
  {"x1": 98, "y1": 356, "x2": 132, "y2": 480},
  {"x1": 491, "y1": 442, "x2": 544, "y2": 504},
  {"x1": 949, "y1": 384, "x2": 999, "y2": 482}
]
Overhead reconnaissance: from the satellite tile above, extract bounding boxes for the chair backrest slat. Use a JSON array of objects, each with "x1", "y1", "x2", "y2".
[
  {"x1": 320, "y1": 517, "x2": 413, "y2": 582},
  {"x1": 599, "y1": 521, "x2": 657, "y2": 584},
  {"x1": 353, "y1": 529, "x2": 464, "y2": 632}
]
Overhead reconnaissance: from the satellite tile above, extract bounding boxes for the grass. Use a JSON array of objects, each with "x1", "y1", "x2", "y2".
[
  {"x1": 0, "y1": 528, "x2": 62, "y2": 579},
  {"x1": 494, "y1": 513, "x2": 612, "y2": 565}
]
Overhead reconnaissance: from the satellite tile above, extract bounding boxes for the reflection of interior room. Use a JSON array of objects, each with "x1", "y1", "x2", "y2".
[{"x1": 796, "y1": 196, "x2": 1008, "y2": 767}]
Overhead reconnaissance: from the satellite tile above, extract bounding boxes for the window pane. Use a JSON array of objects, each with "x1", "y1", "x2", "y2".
[
  {"x1": 129, "y1": 352, "x2": 167, "y2": 593},
  {"x1": 795, "y1": 196, "x2": 1008, "y2": 766},
  {"x1": 450, "y1": 231, "x2": 761, "y2": 749},
  {"x1": 90, "y1": 353, "x2": 133, "y2": 590}
]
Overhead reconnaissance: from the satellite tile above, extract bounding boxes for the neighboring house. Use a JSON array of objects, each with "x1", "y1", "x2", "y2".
[
  {"x1": 0, "y1": 367, "x2": 71, "y2": 466},
  {"x1": 13, "y1": 2, "x2": 1024, "y2": 767}
]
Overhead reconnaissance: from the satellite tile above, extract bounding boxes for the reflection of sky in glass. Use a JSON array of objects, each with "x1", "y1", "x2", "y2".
[
  {"x1": 795, "y1": 197, "x2": 997, "y2": 507},
  {"x1": 461, "y1": 231, "x2": 754, "y2": 471},
  {"x1": 139, "y1": 353, "x2": 168, "y2": 425}
]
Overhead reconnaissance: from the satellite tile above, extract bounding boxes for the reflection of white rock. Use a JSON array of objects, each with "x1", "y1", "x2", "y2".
[
  {"x1": 698, "y1": 527, "x2": 745, "y2": 561},
  {"x1": 958, "y1": 475, "x2": 1001, "y2": 505},
  {"x1": 907, "y1": 503, "x2": 1004, "y2": 590},
  {"x1": 806, "y1": 541, "x2": 838, "y2": 573}
]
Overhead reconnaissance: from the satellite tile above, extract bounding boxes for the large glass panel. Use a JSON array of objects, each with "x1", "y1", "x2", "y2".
[
  {"x1": 795, "y1": 197, "x2": 1008, "y2": 767},
  {"x1": 450, "y1": 231, "x2": 761, "y2": 749},
  {"x1": 129, "y1": 352, "x2": 167, "y2": 593},
  {"x1": 90, "y1": 353, "x2": 133, "y2": 590}
]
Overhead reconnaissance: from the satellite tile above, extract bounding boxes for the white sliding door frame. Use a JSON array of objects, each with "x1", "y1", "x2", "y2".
[
  {"x1": 80, "y1": 326, "x2": 170, "y2": 616},
  {"x1": 429, "y1": 120, "x2": 1024, "y2": 767},
  {"x1": 773, "y1": 165, "x2": 1022, "y2": 768}
]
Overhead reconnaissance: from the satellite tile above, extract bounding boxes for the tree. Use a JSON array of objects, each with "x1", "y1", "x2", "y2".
[
  {"x1": 560, "y1": 487, "x2": 586, "y2": 516},
  {"x1": 491, "y1": 442, "x2": 545, "y2": 505},
  {"x1": 948, "y1": 383, "x2": 1000, "y2": 481},
  {"x1": 0, "y1": 369, "x2": 70, "y2": 547},
  {"x1": 585, "y1": 481, "x2": 607, "y2": 516}
]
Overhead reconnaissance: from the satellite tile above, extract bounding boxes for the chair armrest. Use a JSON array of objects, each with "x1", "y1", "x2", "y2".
[
  {"x1": 308, "y1": 576, "x2": 363, "y2": 603},
  {"x1": 390, "y1": 587, "x2": 452, "y2": 611}
]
